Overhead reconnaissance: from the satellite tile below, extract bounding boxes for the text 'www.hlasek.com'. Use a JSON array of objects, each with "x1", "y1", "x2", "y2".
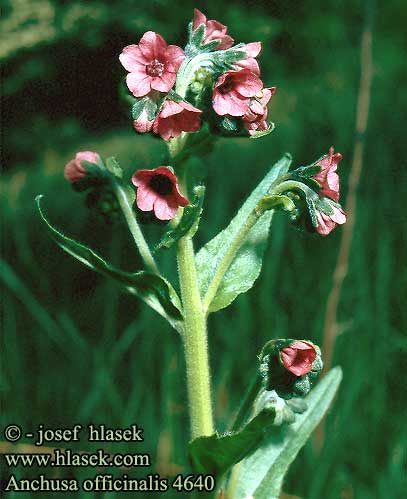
[{"x1": 1, "y1": 423, "x2": 215, "y2": 493}]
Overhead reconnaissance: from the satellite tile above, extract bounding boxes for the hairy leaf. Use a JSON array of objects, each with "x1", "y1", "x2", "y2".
[
  {"x1": 196, "y1": 154, "x2": 292, "y2": 313},
  {"x1": 233, "y1": 367, "x2": 342, "y2": 499},
  {"x1": 189, "y1": 409, "x2": 276, "y2": 478},
  {"x1": 36, "y1": 196, "x2": 183, "y2": 331}
]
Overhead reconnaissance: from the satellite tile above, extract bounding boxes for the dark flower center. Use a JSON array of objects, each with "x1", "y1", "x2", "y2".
[
  {"x1": 149, "y1": 174, "x2": 174, "y2": 195},
  {"x1": 218, "y1": 75, "x2": 234, "y2": 94},
  {"x1": 146, "y1": 59, "x2": 164, "y2": 77}
]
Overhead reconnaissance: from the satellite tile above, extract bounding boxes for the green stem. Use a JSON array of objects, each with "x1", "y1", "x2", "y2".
[
  {"x1": 230, "y1": 373, "x2": 263, "y2": 432},
  {"x1": 168, "y1": 136, "x2": 214, "y2": 439},
  {"x1": 272, "y1": 179, "x2": 318, "y2": 198},
  {"x1": 177, "y1": 234, "x2": 214, "y2": 438},
  {"x1": 202, "y1": 210, "x2": 260, "y2": 313},
  {"x1": 113, "y1": 180, "x2": 158, "y2": 274}
]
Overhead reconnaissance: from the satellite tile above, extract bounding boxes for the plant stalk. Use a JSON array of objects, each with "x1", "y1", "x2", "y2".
[
  {"x1": 177, "y1": 235, "x2": 214, "y2": 438},
  {"x1": 113, "y1": 181, "x2": 159, "y2": 273},
  {"x1": 169, "y1": 136, "x2": 214, "y2": 439}
]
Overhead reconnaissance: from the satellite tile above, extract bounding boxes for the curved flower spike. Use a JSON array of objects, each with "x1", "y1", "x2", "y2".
[{"x1": 132, "y1": 167, "x2": 189, "y2": 221}]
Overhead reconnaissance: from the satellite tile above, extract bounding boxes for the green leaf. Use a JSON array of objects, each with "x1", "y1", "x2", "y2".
[
  {"x1": 155, "y1": 185, "x2": 205, "y2": 252},
  {"x1": 189, "y1": 409, "x2": 276, "y2": 478},
  {"x1": 36, "y1": 196, "x2": 183, "y2": 331},
  {"x1": 190, "y1": 23, "x2": 205, "y2": 47},
  {"x1": 233, "y1": 367, "x2": 343, "y2": 499},
  {"x1": 132, "y1": 97, "x2": 148, "y2": 120},
  {"x1": 196, "y1": 154, "x2": 292, "y2": 313},
  {"x1": 131, "y1": 97, "x2": 158, "y2": 121},
  {"x1": 145, "y1": 98, "x2": 158, "y2": 121}
]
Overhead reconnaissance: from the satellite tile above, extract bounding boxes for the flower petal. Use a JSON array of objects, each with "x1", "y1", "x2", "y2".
[
  {"x1": 164, "y1": 45, "x2": 186, "y2": 72},
  {"x1": 213, "y1": 89, "x2": 249, "y2": 116},
  {"x1": 192, "y1": 8, "x2": 207, "y2": 31},
  {"x1": 136, "y1": 185, "x2": 157, "y2": 212},
  {"x1": 139, "y1": 31, "x2": 168, "y2": 59},
  {"x1": 159, "y1": 100, "x2": 183, "y2": 118},
  {"x1": 236, "y1": 57, "x2": 260, "y2": 75},
  {"x1": 153, "y1": 196, "x2": 179, "y2": 221},
  {"x1": 150, "y1": 72, "x2": 176, "y2": 93},
  {"x1": 241, "y1": 42, "x2": 262, "y2": 58},
  {"x1": 233, "y1": 70, "x2": 263, "y2": 97},
  {"x1": 132, "y1": 169, "x2": 155, "y2": 188},
  {"x1": 119, "y1": 45, "x2": 148, "y2": 72},
  {"x1": 126, "y1": 73, "x2": 151, "y2": 97}
]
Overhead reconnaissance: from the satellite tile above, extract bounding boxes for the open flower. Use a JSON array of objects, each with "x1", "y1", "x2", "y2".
[
  {"x1": 213, "y1": 69, "x2": 263, "y2": 116},
  {"x1": 234, "y1": 42, "x2": 262, "y2": 75},
  {"x1": 316, "y1": 200, "x2": 347, "y2": 236},
  {"x1": 153, "y1": 99, "x2": 202, "y2": 141},
  {"x1": 64, "y1": 151, "x2": 101, "y2": 183},
  {"x1": 243, "y1": 86, "x2": 276, "y2": 135},
  {"x1": 192, "y1": 9, "x2": 234, "y2": 50},
  {"x1": 132, "y1": 167, "x2": 189, "y2": 221},
  {"x1": 120, "y1": 32, "x2": 185, "y2": 98},
  {"x1": 280, "y1": 341, "x2": 317, "y2": 377},
  {"x1": 313, "y1": 147, "x2": 342, "y2": 202}
]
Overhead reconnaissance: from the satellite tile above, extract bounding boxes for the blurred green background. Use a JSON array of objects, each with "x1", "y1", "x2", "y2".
[{"x1": 1, "y1": 0, "x2": 406, "y2": 497}]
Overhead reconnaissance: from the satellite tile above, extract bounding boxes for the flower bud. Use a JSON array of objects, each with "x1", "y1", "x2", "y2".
[
  {"x1": 259, "y1": 339, "x2": 323, "y2": 399},
  {"x1": 64, "y1": 151, "x2": 101, "y2": 183}
]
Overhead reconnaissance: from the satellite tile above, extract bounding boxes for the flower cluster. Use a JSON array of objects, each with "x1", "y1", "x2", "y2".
[
  {"x1": 119, "y1": 9, "x2": 275, "y2": 141},
  {"x1": 312, "y1": 147, "x2": 347, "y2": 235}
]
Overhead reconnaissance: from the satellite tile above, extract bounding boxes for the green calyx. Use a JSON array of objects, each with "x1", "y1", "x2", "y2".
[{"x1": 259, "y1": 339, "x2": 323, "y2": 399}]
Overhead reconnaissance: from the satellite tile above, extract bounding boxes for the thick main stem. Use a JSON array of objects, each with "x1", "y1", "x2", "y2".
[{"x1": 177, "y1": 235, "x2": 214, "y2": 438}]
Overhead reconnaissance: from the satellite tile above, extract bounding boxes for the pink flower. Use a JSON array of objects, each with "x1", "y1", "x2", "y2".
[
  {"x1": 316, "y1": 202, "x2": 347, "y2": 236},
  {"x1": 243, "y1": 86, "x2": 276, "y2": 135},
  {"x1": 313, "y1": 147, "x2": 342, "y2": 202},
  {"x1": 234, "y1": 42, "x2": 262, "y2": 76},
  {"x1": 280, "y1": 341, "x2": 317, "y2": 376},
  {"x1": 133, "y1": 109, "x2": 154, "y2": 133},
  {"x1": 153, "y1": 99, "x2": 202, "y2": 141},
  {"x1": 64, "y1": 151, "x2": 100, "y2": 183},
  {"x1": 192, "y1": 9, "x2": 234, "y2": 50},
  {"x1": 119, "y1": 32, "x2": 185, "y2": 98},
  {"x1": 213, "y1": 69, "x2": 263, "y2": 116},
  {"x1": 132, "y1": 167, "x2": 189, "y2": 221}
]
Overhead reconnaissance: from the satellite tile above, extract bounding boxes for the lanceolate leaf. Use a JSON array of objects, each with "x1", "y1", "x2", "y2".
[
  {"x1": 233, "y1": 367, "x2": 343, "y2": 499},
  {"x1": 36, "y1": 196, "x2": 183, "y2": 331},
  {"x1": 155, "y1": 186, "x2": 205, "y2": 252},
  {"x1": 189, "y1": 409, "x2": 276, "y2": 478},
  {"x1": 195, "y1": 154, "x2": 292, "y2": 313}
]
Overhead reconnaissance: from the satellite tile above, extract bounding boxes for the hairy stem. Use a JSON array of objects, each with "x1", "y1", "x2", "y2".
[
  {"x1": 169, "y1": 137, "x2": 214, "y2": 439},
  {"x1": 113, "y1": 180, "x2": 158, "y2": 273},
  {"x1": 177, "y1": 235, "x2": 214, "y2": 438}
]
